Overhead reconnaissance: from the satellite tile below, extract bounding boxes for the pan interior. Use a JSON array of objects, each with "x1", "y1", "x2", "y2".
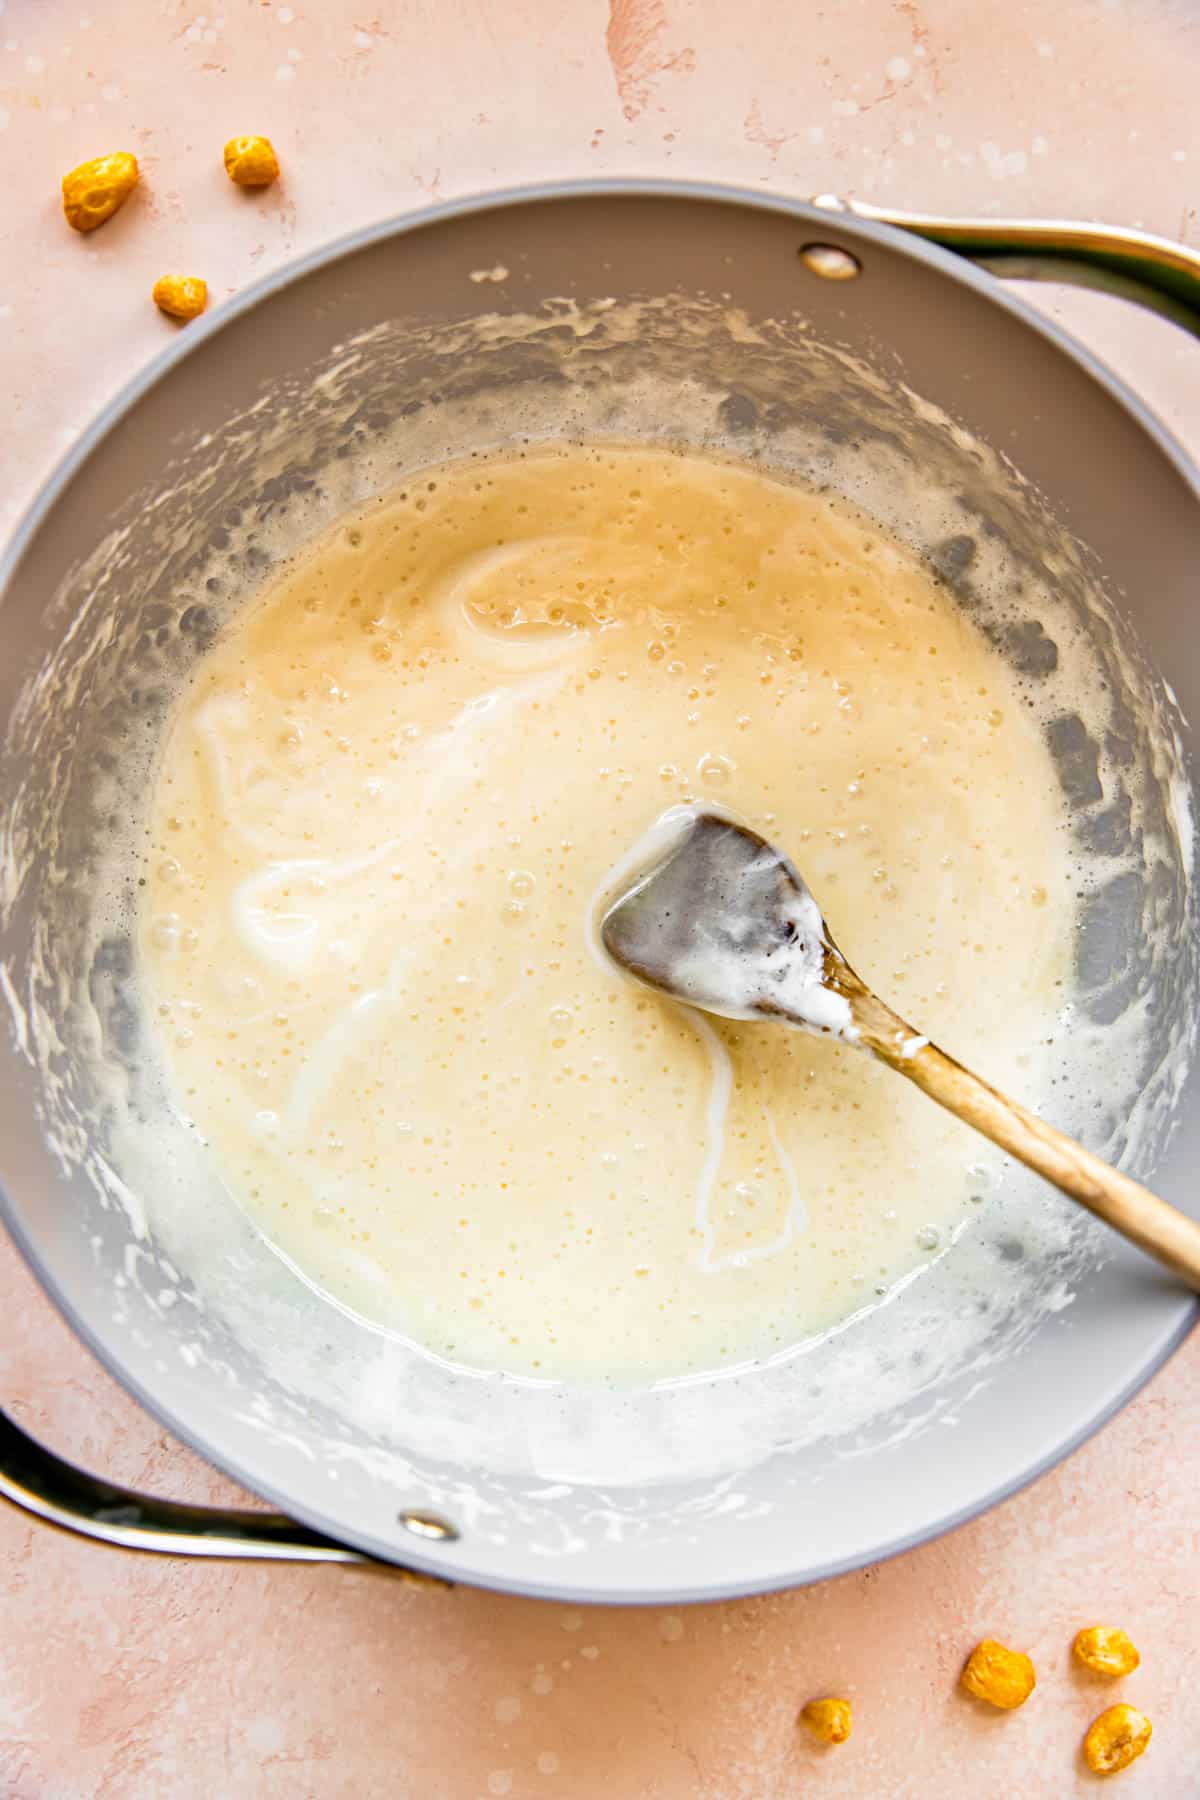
[{"x1": 1, "y1": 224, "x2": 1195, "y2": 1575}]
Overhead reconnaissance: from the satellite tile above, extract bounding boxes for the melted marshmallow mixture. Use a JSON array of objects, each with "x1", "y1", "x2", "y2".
[{"x1": 140, "y1": 444, "x2": 1078, "y2": 1383}]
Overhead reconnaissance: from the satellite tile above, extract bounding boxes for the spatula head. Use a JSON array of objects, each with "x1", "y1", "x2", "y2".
[{"x1": 599, "y1": 809, "x2": 853, "y2": 1035}]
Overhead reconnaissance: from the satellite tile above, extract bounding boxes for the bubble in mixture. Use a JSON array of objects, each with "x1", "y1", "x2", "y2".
[
  {"x1": 150, "y1": 914, "x2": 181, "y2": 951},
  {"x1": 698, "y1": 752, "x2": 735, "y2": 786}
]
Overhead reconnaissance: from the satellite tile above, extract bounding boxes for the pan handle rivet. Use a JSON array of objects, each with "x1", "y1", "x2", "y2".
[
  {"x1": 398, "y1": 1508, "x2": 460, "y2": 1541},
  {"x1": 798, "y1": 243, "x2": 863, "y2": 281}
]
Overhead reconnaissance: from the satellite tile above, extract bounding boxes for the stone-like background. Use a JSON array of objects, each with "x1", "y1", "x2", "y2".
[{"x1": 2, "y1": 2, "x2": 1197, "y2": 1792}]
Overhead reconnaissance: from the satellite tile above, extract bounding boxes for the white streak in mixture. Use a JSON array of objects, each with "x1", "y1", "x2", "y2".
[
  {"x1": 765, "y1": 1107, "x2": 808, "y2": 1237},
  {"x1": 281, "y1": 948, "x2": 419, "y2": 1134},
  {"x1": 434, "y1": 538, "x2": 613, "y2": 670},
  {"x1": 688, "y1": 1010, "x2": 734, "y2": 1271},
  {"x1": 282, "y1": 988, "x2": 385, "y2": 1133},
  {"x1": 689, "y1": 1023, "x2": 810, "y2": 1273},
  {"x1": 591, "y1": 808, "x2": 814, "y2": 1273},
  {"x1": 225, "y1": 669, "x2": 568, "y2": 973}
]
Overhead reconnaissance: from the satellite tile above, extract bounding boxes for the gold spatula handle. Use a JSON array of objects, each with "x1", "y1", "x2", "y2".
[{"x1": 840, "y1": 973, "x2": 1200, "y2": 1289}]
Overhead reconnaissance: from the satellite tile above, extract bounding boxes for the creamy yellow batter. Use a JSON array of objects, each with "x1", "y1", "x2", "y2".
[{"x1": 140, "y1": 444, "x2": 1077, "y2": 1383}]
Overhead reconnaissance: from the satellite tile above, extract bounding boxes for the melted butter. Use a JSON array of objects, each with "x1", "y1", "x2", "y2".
[{"x1": 140, "y1": 443, "x2": 1078, "y2": 1383}]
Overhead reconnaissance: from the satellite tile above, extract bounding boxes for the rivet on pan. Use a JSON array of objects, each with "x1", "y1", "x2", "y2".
[
  {"x1": 399, "y1": 1509, "x2": 460, "y2": 1541},
  {"x1": 798, "y1": 243, "x2": 863, "y2": 281}
]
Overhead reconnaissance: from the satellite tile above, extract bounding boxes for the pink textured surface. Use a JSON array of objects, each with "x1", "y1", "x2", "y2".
[{"x1": 2, "y1": 1, "x2": 1199, "y2": 1794}]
